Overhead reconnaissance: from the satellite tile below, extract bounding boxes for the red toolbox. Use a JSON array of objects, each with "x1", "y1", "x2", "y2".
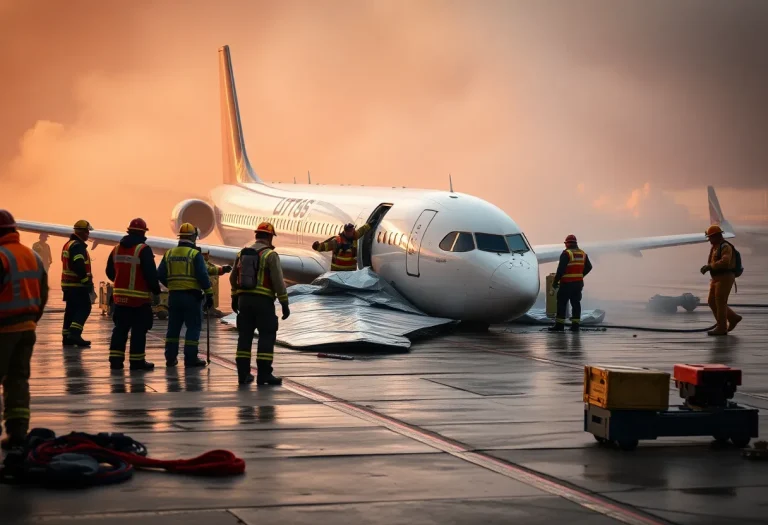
[{"x1": 673, "y1": 364, "x2": 742, "y2": 408}]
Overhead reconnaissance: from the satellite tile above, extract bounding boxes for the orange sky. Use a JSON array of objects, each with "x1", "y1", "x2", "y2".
[{"x1": 1, "y1": 0, "x2": 767, "y2": 251}]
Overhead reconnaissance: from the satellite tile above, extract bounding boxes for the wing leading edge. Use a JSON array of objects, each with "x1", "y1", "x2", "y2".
[{"x1": 15, "y1": 220, "x2": 326, "y2": 283}]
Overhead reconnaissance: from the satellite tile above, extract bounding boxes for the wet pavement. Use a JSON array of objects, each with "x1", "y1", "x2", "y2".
[{"x1": 3, "y1": 282, "x2": 768, "y2": 524}]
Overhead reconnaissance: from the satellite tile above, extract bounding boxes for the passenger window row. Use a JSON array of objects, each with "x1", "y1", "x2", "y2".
[
  {"x1": 221, "y1": 213, "x2": 342, "y2": 237},
  {"x1": 376, "y1": 230, "x2": 409, "y2": 249},
  {"x1": 439, "y1": 232, "x2": 530, "y2": 254}
]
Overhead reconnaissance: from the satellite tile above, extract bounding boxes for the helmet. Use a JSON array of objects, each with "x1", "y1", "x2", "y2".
[
  {"x1": 705, "y1": 224, "x2": 724, "y2": 237},
  {"x1": 128, "y1": 218, "x2": 148, "y2": 232},
  {"x1": 255, "y1": 222, "x2": 277, "y2": 236},
  {"x1": 564, "y1": 234, "x2": 578, "y2": 244},
  {"x1": 178, "y1": 223, "x2": 199, "y2": 237},
  {"x1": 74, "y1": 219, "x2": 93, "y2": 231},
  {"x1": 0, "y1": 209, "x2": 16, "y2": 228},
  {"x1": 344, "y1": 223, "x2": 355, "y2": 231}
]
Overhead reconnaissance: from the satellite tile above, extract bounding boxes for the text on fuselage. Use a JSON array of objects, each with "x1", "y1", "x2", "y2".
[{"x1": 273, "y1": 198, "x2": 315, "y2": 218}]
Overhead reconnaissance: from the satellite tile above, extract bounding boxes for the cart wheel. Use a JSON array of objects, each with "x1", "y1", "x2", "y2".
[
  {"x1": 731, "y1": 436, "x2": 751, "y2": 448},
  {"x1": 594, "y1": 436, "x2": 608, "y2": 444},
  {"x1": 617, "y1": 439, "x2": 638, "y2": 451},
  {"x1": 156, "y1": 310, "x2": 168, "y2": 320}
]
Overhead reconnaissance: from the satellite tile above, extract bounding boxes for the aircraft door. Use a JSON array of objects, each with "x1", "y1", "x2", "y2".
[
  {"x1": 406, "y1": 209, "x2": 437, "y2": 277},
  {"x1": 360, "y1": 203, "x2": 393, "y2": 268}
]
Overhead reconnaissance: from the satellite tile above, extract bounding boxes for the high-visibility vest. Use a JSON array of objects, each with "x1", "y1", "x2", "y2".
[
  {"x1": 0, "y1": 233, "x2": 44, "y2": 329},
  {"x1": 331, "y1": 236, "x2": 359, "y2": 271},
  {"x1": 560, "y1": 249, "x2": 587, "y2": 283},
  {"x1": 112, "y1": 244, "x2": 152, "y2": 306},
  {"x1": 163, "y1": 246, "x2": 202, "y2": 291},
  {"x1": 236, "y1": 248, "x2": 276, "y2": 299},
  {"x1": 61, "y1": 239, "x2": 92, "y2": 288}
]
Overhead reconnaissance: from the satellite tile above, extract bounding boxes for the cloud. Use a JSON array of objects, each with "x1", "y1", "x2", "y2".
[{"x1": 1, "y1": 0, "x2": 766, "y2": 249}]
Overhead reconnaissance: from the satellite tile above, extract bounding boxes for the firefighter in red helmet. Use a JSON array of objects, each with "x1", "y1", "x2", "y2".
[
  {"x1": 0, "y1": 209, "x2": 49, "y2": 449},
  {"x1": 549, "y1": 234, "x2": 592, "y2": 332},
  {"x1": 105, "y1": 218, "x2": 161, "y2": 370}
]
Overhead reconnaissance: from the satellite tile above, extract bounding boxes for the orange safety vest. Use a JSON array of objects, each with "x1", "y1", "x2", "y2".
[
  {"x1": 560, "y1": 249, "x2": 586, "y2": 283},
  {"x1": 61, "y1": 238, "x2": 92, "y2": 288},
  {"x1": 112, "y1": 244, "x2": 152, "y2": 306},
  {"x1": 0, "y1": 232, "x2": 44, "y2": 331},
  {"x1": 331, "y1": 236, "x2": 359, "y2": 271}
]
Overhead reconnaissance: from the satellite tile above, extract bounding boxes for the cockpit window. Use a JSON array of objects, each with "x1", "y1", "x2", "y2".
[
  {"x1": 438, "y1": 231, "x2": 476, "y2": 252},
  {"x1": 475, "y1": 233, "x2": 509, "y2": 253},
  {"x1": 505, "y1": 233, "x2": 530, "y2": 253}
]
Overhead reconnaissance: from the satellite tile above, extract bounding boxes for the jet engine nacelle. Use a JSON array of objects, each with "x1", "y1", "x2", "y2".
[{"x1": 170, "y1": 199, "x2": 216, "y2": 239}]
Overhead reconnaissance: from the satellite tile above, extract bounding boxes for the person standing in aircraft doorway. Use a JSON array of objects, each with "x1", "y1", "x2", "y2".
[
  {"x1": 549, "y1": 234, "x2": 592, "y2": 332},
  {"x1": 312, "y1": 222, "x2": 372, "y2": 271}
]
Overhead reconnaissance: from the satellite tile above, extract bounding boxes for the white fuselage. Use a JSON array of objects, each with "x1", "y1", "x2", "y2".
[{"x1": 209, "y1": 181, "x2": 540, "y2": 323}]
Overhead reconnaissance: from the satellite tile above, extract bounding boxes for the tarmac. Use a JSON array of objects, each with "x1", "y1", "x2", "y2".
[{"x1": 3, "y1": 259, "x2": 768, "y2": 525}]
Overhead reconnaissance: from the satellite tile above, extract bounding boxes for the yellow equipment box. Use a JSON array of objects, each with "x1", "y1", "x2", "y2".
[
  {"x1": 545, "y1": 273, "x2": 557, "y2": 318},
  {"x1": 584, "y1": 365, "x2": 670, "y2": 410}
]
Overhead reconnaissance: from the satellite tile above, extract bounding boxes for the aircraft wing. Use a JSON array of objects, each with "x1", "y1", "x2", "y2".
[
  {"x1": 15, "y1": 220, "x2": 326, "y2": 283},
  {"x1": 532, "y1": 231, "x2": 734, "y2": 264}
]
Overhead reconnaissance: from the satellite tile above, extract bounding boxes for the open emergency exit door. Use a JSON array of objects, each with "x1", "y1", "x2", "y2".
[{"x1": 406, "y1": 210, "x2": 437, "y2": 277}]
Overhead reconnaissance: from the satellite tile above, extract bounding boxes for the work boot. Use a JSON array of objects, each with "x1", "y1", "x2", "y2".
[
  {"x1": 728, "y1": 315, "x2": 743, "y2": 332},
  {"x1": 166, "y1": 358, "x2": 178, "y2": 368},
  {"x1": 2, "y1": 420, "x2": 28, "y2": 450},
  {"x1": 110, "y1": 360, "x2": 124, "y2": 370},
  {"x1": 257, "y1": 374, "x2": 283, "y2": 386},
  {"x1": 239, "y1": 374, "x2": 255, "y2": 385},
  {"x1": 569, "y1": 324, "x2": 580, "y2": 333},
  {"x1": 130, "y1": 360, "x2": 155, "y2": 371},
  {"x1": 62, "y1": 337, "x2": 73, "y2": 346},
  {"x1": 185, "y1": 358, "x2": 207, "y2": 368},
  {"x1": 69, "y1": 337, "x2": 91, "y2": 347},
  {"x1": 548, "y1": 324, "x2": 565, "y2": 332},
  {"x1": 707, "y1": 329, "x2": 728, "y2": 337}
]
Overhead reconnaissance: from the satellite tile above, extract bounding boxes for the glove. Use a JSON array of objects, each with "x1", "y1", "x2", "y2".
[
  {"x1": 221, "y1": 265, "x2": 232, "y2": 274},
  {"x1": 551, "y1": 283, "x2": 559, "y2": 296},
  {"x1": 151, "y1": 293, "x2": 161, "y2": 306},
  {"x1": 204, "y1": 295, "x2": 214, "y2": 311},
  {"x1": 700, "y1": 265, "x2": 711, "y2": 275},
  {"x1": 312, "y1": 241, "x2": 320, "y2": 250},
  {"x1": 281, "y1": 303, "x2": 290, "y2": 320},
  {"x1": 231, "y1": 296, "x2": 239, "y2": 314}
]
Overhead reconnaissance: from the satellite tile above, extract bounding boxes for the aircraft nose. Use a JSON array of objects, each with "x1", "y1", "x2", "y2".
[{"x1": 486, "y1": 258, "x2": 539, "y2": 322}]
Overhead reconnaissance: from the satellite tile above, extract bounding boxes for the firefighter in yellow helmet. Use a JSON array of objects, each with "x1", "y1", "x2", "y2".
[
  {"x1": 549, "y1": 234, "x2": 593, "y2": 332},
  {"x1": 230, "y1": 222, "x2": 289, "y2": 385},
  {"x1": 700, "y1": 225, "x2": 742, "y2": 336},
  {"x1": 312, "y1": 222, "x2": 372, "y2": 271},
  {"x1": 61, "y1": 220, "x2": 94, "y2": 346},
  {"x1": 157, "y1": 223, "x2": 213, "y2": 368}
]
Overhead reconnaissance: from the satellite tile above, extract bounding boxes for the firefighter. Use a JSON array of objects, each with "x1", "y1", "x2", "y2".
[
  {"x1": 157, "y1": 223, "x2": 213, "y2": 368},
  {"x1": 312, "y1": 222, "x2": 372, "y2": 271},
  {"x1": 701, "y1": 225, "x2": 742, "y2": 336},
  {"x1": 105, "y1": 218, "x2": 162, "y2": 371},
  {"x1": 0, "y1": 210, "x2": 48, "y2": 449},
  {"x1": 202, "y1": 250, "x2": 232, "y2": 317},
  {"x1": 230, "y1": 222, "x2": 289, "y2": 385},
  {"x1": 32, "y1": 233, "x2": 53, "y2": 273},
  {"x1": 549, "y1": 234, "x2": 592, "y2": 332},
  {"x1": 61, "y1": 219, "x2": 95, "y2": 346}
]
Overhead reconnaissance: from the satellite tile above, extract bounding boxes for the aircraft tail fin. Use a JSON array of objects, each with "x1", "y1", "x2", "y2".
[
  {"x1": 219, "y1": 45, "x2": 262, "y2": 185},
  {"x1": 707, "y1": 185, "x2": 734, "y2": 233}
]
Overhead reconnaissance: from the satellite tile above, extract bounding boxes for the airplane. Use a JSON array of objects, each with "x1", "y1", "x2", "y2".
[
  {"x1": 708, "y1": 185, "x2": 768, "y2": 255},
  {"x1": 15, "y1": 45, "x2": 734, "y2": 325}
]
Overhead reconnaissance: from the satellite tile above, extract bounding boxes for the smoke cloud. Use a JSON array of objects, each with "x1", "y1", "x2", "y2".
[{"x1": 1, "y1": 0, "x2": 767, "y2": 272}]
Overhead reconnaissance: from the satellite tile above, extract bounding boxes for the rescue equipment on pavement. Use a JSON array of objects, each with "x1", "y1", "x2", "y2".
[
  {"x1": 646, "y1": 293, "x2": 700, "y2": 314},
  {"x1": 0, "y1": 428, "x2": 245, "y2": 487},
  {"x1": 585, "y1": 363, "x2": 758, "y2": 451},
  {"x1": 317, "y1": 353, "x2": 355, "y2": 360}
]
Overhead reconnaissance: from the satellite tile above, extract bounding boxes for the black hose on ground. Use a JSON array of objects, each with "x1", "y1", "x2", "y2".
[
  {"x1": 539, "y1": 323, "x2": 717, "y2": 333},
  {"x1": 729, "y1": 304, "x2": 768, "y2": 308}
]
